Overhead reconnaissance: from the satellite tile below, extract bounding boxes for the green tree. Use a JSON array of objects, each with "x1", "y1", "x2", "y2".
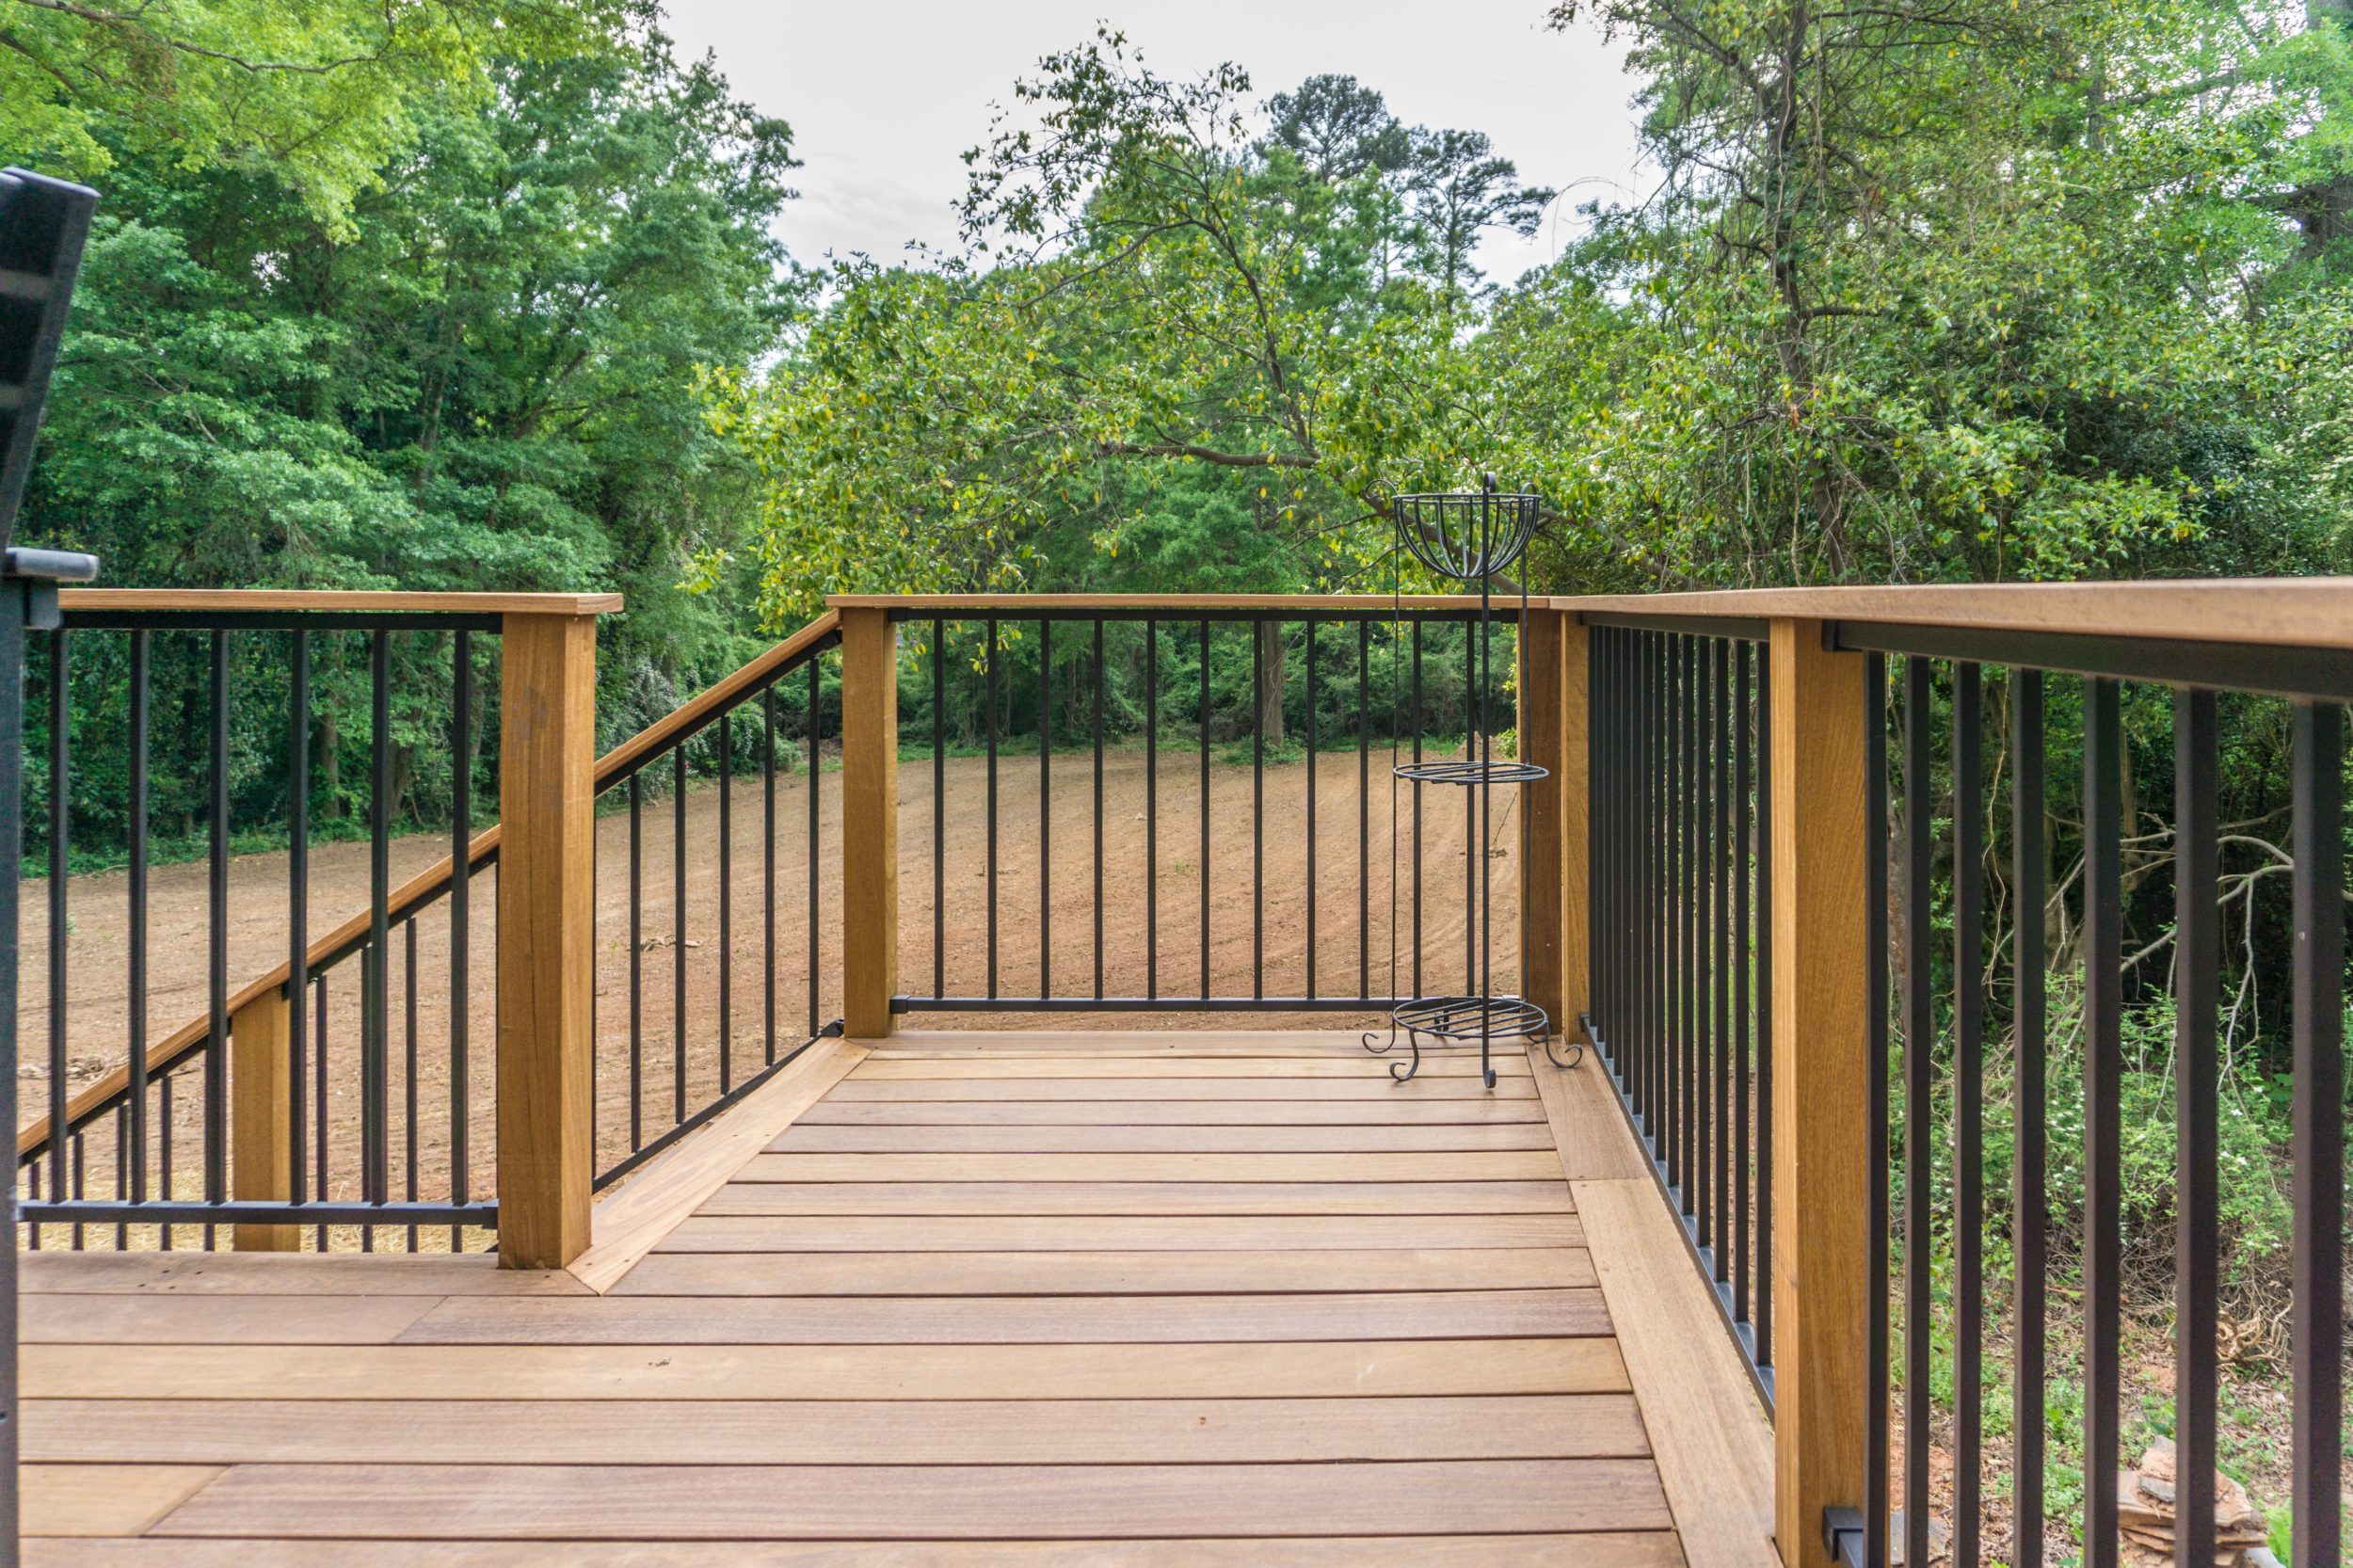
[
  {"x1": 1, "y1": 0, "x2": 627, "y2": 224},
  {"x1": 20, "y1": 16, "x2": 800, "y2": 837},
  {"x1": 708, "y1": 30, "x2": 1562, "y2": 639},
  {"x1": 1521, "y1": 0, "x2": 2353, "y2": 587}
]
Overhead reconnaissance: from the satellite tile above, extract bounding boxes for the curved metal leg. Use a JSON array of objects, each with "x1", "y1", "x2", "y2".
[
  {"x1": 1362, "y1": 1020, "x2": 1401, "y2": 1056},
  {"x1": 1541, "y1": 1033, "x2": 1585, "y2": 1070},
  {"x1": 1387, "y1": 1029, "x2": 1423, "y2": 1083}
]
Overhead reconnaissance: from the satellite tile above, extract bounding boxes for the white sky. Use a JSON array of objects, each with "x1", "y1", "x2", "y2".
[{"x1": 661, "y1": 0, "x2": 1647, "y2": 285}]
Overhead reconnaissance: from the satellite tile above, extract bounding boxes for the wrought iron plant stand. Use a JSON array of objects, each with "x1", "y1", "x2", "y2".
[{"x1": 1365, "y1": 477, "x2": 1579, "y2": 1087}]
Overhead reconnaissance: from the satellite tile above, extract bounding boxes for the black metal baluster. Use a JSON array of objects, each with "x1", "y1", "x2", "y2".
[
  {"x1": 446, "y1": 632, "x2": 466, "y2": 1245},
  {"x1": 763, "y1": 685, "x2": 776, "y2": 1064},
  {"x1": 1039, "y1": 617, "x2": 1051, "y2": 1000},
  {"x1": 403, "y1": 919, "x2": 418, "y2": 1250},
  {"x1": 718, "y1": 710, "x2": 732, "y2": 1094},
  {"x1": 1713, "y1": 637, "x2": 1731, "y2": 1282},
  {"x1": 1449, "y1": 621, "x2": 1468, "y2": 993},
  {"x1": 1953, "y1": 662, "x2": 1984, "y2": 1568},
  {"x1": 1093, "y1": 619, "x2": 1104, "y2": 1000},
  {"x1": 312, "y1": 975, "x2": 327, "y2": 1249},
  {"x1": 1693, "y1": 634, "x2": 1712, "y2": 1236},
  {"x1": 365, "y1": 629, "x2": 392, "y2": 1227},
  {"x1": 1901, "y1": 654, "x2": 1931, "y2": 1568},
  {"x1": 2082, "y1": 677, "x2": 2123, "y2": 1568},
  {"x1": 1358, "y1": 618, "x2": 1370, "y2": 1000},
  {"x1": 111, "y1": 1103, "x2": 126, "y2": 1248},
  {"x1": 1669, "y1": 633, "x2": 1685, "y2": 1195},
  {"x1": 1254, "y1": 618, "x2": 1266, "y2": 1002},
  {"x1": 807, "y1": 657, "x2": 820, "y2": 1037},
  {"x1": 628, "y1": 774, "x2": 642, "y2": 1151},
  {"x1": 1648, "y1": 632, "x2": 1663, "y2": 1160},
  {"x1": 1864, "y1": 652, "x2": 1891, "y2": 1568},
  {"x1": 2010, "y1": 669, "x2": 2046, "y2": 1568},
  {"x1": 1686, "y1": 634, "x2": 1702, "y2": 1222},
  {"x1": 1146, "y1": 620, "x2": 1159, "y2": 1000},
  {"x1": 1413, "y1": 622, "x2": 1424, "y2": 1000},
  {"x1": 2172, "y1": 685, "x2": 2219, "y2": 1568},
  {"x1": 2288, "y1": 699, "x2": 2343, "y2": 1568},
  {"x1": 1200, "y1": 619, "x2": 1210, "y2": 1000},
  {"x1": 207, "y1": 630, "x2": 229, "y2": 1214},
  {"x1": 1305, "y1": 617, "x2": 1318, "y2": 1000},
  {"x1": 43, "y1": 632, "x2": 67, "y2": 1218},
  {"x1": 127, "y1": 631, "x2": 150, "y2": 1207},
  {"x1": 986, "y1": 616, "x2": 999, "y2": 1000},
  {"x1": 932, "y1": 619, "x2": 945, "y2": 1000},
  {"x1": 1734, "y1": 639, "x2": 1752, "y2": 1328},
  {"x1": 161, "y1": 1076, "x2": 176, "y2": 1250},
  {"x1": 672, "y1": 744, "x2": 687, "y2": 1125}
]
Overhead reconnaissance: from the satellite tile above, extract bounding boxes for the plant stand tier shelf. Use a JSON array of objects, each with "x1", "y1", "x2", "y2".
[{"x1": 1391, "y1": 758, "x2": 1548, "y2": 786}]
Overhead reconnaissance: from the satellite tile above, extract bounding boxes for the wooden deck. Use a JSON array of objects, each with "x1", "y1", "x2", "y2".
[{"x1": 18, "y1": 1031, "x2": 1777, "y2": 1565}]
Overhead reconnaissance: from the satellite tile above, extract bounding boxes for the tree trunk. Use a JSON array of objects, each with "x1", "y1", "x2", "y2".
[
  {"x1": 1255, "y1": 620, "x2": 1286, "y2": 746},
  {"x1": 319, "y1": 710, "x2": 342, "y2": 821}
]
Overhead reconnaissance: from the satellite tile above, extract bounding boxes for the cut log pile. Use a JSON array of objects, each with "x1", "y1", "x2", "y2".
[{"x1": 2117, "y1": 1439, "x2": 2276, "y2": 1567}]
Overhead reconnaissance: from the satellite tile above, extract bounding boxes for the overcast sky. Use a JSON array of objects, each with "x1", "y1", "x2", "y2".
[{"x1": 662, "y1": 1, "x2": 1647, "y2": 285}]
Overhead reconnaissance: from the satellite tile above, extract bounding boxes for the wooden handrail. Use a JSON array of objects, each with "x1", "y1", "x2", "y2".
[
  {"x1": 59, "y1": 589, "x2": 623, "y2": 616},
  {"x1": 16, "y1": 608, "x2": 841, "y2": 1162},
  {"x1": 828, "y1": 593, "x2": 1497, "y2": 612},
  {"x1": 1554, "y1": 578, "x2": 2353, "y2": 650}
]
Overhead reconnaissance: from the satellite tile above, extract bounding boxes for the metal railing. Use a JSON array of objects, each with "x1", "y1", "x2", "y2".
[
  {"x1": 14, "y1": 601, "x2": 509, "y2": 1250},
  {"x1": 591, "y1": 615, "x2": 845, "y2": 1191},
  {"x1": 1584, "y1": 619, "x2": 1775, "y2": 1400},
  {"x1": 1563, "y1": 584, "x2": 2346, "y2": 1568},
  {"x1": 863, "y1": 599, "x2": 1524, "y2": 1016}
]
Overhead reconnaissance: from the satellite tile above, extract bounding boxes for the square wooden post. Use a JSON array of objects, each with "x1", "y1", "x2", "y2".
[
  {"x1": 840, "y1": 606, "x2": 899, "y2": 1039},
  {"x1": 230, "y1": 989, "x2": 296, "y2": 1252},
  {"x1": 1520, "y1": 608, "x2": 1586, "y2": 1030},
  {"x1": 495, "y1": 608, "x2": 600, "y2": 1270},
  {"x1": 1768, "y1": 616, "x2": 1871, "y2": 1565}
]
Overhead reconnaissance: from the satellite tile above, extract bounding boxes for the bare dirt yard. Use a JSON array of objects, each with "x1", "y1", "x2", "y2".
[{"x1": 19, "y1": 746, "x2": 1526, "y2": 1245}]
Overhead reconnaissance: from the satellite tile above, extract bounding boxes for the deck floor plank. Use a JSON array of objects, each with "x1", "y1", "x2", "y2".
[
  {"x1": 22, "y1": 1027, "x2": 1721, "y2": 1563},
  {"x1": 765, "y1": 1121, "x2": 1561, "y2": 1152},
  {"x1": 153, "y1": 1459, "x2": 1672, "y2": 1540},
  {"x1": 26, "y1": 1393, "x2": 1648, "y2": 1464},
  {"x1": 27, "y1": 1534, "x2": 1688, "y2": 1566},
  {"x1": 794, "y1": 1097, "x2": 1547, "y2": 1125},
  {"x1": 730, "y1": 1150, "x2": 1564, "y2": 1182},
  {"x1": 28, "y1": 1337, "x2": 1629, "y2": 1400},
  {"x1": 696, "y1": 1178, "x2": 1575, "y2": 1215},
  {"x1": 607, "y1": 1246, "x2": 1599, "y2": 1295},
  {"x1": 651, "y1": 1214, "x2": 1586, "y2": 1253},
  {"x1": 393, "y1": 1288, "x2": 1612, "y2": 1344}
]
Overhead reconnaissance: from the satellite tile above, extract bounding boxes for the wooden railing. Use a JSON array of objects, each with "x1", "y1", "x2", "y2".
[
  {"x1": 15, "y1": 590, "x2": 618, "y2": 1268},
  {"x1": 1526, "y1": 581, "x2": 2350, "y2": 1568},
  {"x1": 15, "y1": 580, "x2": 2346, "y2": 1568}
]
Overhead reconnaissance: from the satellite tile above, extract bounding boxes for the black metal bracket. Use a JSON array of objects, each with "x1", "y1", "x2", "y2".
[{"x1": 1822, "y1": 1506, "x2": 1866, "y2": 1568}]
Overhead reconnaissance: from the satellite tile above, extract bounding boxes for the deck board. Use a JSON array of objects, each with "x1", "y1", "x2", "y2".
[
  {"x1": 393, "y1": 1288, "x2": 1613, "y2": 1343},
  {"x1": 695, "y1": 1178, "x2": 1576, "y2": 1214},
  {"x1": 27, "y1": 1394, "x2": 1649, "y2": 1464},
  {"x1": 30, "y1": 1537, "x2": 1687, "y2": 1567},
  {"x1": 20, "y1": 1027, "x2": 1741, "y2": 1563},
  {"x1": 607, "y1": 1246, "x2": 1600, "y2": 1294},
  {"x1": 156, "y1": 1459, "x2": 1673, "y2": 1539}
]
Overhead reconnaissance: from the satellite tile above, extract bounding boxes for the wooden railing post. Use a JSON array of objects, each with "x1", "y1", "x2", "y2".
[
  {"x1": 495, "y1": 606, "x2": 602, "y2": 1270},
  {"x1": 1520, "y1": 608, "x2": 1586, "y2": 1030},
  {"x1": 840, "y1": 606, "x2": 898, "y2": 1039},
  {"x1": 230, "y1": 989, "x2": 296, "y2": 1252},
  {"x1": 1768, "y1": 616, "x2": 1871, "y2": 1565}
]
